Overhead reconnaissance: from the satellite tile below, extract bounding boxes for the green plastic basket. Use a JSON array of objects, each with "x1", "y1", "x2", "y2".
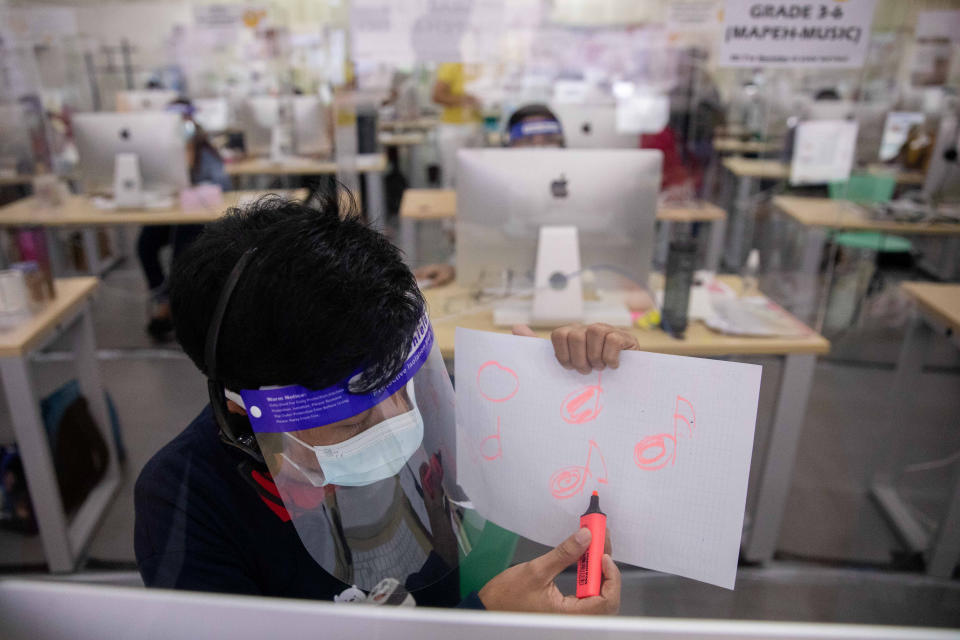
[
  {"x1": 828, "y1": 173, "x2": 896, "y2": 204},
  {"x1": 833, "y1": 231, "x2": 912, "y2": 253}
]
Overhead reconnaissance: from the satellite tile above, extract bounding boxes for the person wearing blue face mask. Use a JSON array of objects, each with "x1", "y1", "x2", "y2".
[
  {"x1": 136, "y1": 97, "x2": 231, "y2": 342},
  {"x1": 134, "y1": 187, "x2": 638, "y2": 612}
]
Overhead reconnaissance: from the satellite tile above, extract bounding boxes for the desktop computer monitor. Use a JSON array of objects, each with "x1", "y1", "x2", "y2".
[
  {"x1": 115, "y1": 90, "x2": 178, "y2": 112},
  {"x1": 192, "y1": 97, "x2": 232, "y2": 133},
  {"x1": 72, "y1": 111, "x2": 190, "y2": 196},
  {"x1": 0, "y1": 104, "x2": 34, "y2": 175},
  {"x1": 456, "y1": 148, "x2": 662, "y2": 326},
  {"x1": 237, "y1": 95, "x2": 331, "y2": 156},
  {"x1": 551, "y1": 104, "x2": 640, "y2": 149},
  {"x1": 878, "y1": 111, "x2": 925, "y2": 162}
]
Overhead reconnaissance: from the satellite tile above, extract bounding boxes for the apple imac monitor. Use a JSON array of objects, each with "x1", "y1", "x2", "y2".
[
  {"x1": 923, "y1": 101, "x2": 960, "y2": 204},
  {"x1": 115, "y1": 90, "x2": 178, "y2": 112},
  {"x1": 72, "y1": 111, "x2": 189, "y2": 196},
  {"x1": 457, "y1": 148, "x2": 662, "y2": 326},
  {"x1": 237, "y1": 95, "x2": 331, "y2": 157},
  {"x1": 193, "y1": 97, "x2": 232, "y2": 133},
  {"x1": 0, "y1": 104, "x2": 34, "y2": 175},
  {"x1": 551, "y1": 104, "x2": 640, "y2": 149},
  {"x1": 877, "y1": 111, "x2": 925, "y2": 162}
]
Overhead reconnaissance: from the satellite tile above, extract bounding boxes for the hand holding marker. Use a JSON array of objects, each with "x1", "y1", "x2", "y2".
[{"x1": 577, "y1": 491, "x2": 607, "y2": 598}]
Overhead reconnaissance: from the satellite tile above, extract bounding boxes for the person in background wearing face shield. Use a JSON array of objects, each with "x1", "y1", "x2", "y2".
[
  {"x1": 137, "y1": 97, "x2": 231, "y2": 343},
  {"x1": 413, "y1": 103, "x2": 565, "y2": 288},
  {"x1": 134, "y1": 188, "x2": 636, "y2": 613}
]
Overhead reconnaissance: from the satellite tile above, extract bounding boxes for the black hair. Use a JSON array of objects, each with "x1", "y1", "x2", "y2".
[
  {"x1": 169, "y1": 188, "x2": 425, "y2": 393},
  {"x1": 507, "y1": 103, "x2": 560, "y2": 130},
  {"x1": 814, "y1": 88, "x2": 841, "y2": 101}
]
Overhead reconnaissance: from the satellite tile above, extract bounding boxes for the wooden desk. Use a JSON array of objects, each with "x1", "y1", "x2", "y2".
[
  {"x1": 0, "y1": 190, "x2": 306, "y2": 276},
  {"x1": 399, "y1": 189, "x2": 729, "y2": 271},
  {"x1": 713, "y1": 137, "x2": 781, "y2": 155},
  {"x1": 871, "y1": 283, "x2": 960, "y2": 578},
  {"x1": 775, "y1": 196, "x2": 960, "y2": 236},
  {"x1": 226, "y1": 154, "x2": 387, "y2": 228},
  {"x1": 424, "y1": 278, "x2": 828, "y2": 563},
  {"x1": 0, "y1": 174, "x2": 34, "y2": 188},
  {"x1": 378, "y1": 117, "x2": 439, "y2": 132},
  {"x1": 721, "y1": 159, "x2": 937, "y2": 271},
  {"x1": 724, "y1": 158, "x2": 926, "y2": 186},
  {"x1": 772, "y1": 196, "x2": 960, "y2": 322},
  {"x1": 0, "y1": 190, "x2": 306, "y2": 227},
  {"x1": 0, "y1": 277, "x2": 120, "y2": 572},
  {"x1": 378, "y1": 132, "x2": 427, "y2": 147},
  {"x1": 225, "y1": 153, "x2": 387, "y2": 177}
]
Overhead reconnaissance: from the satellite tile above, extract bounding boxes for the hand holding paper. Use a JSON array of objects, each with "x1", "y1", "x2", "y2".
[{"x1": 455, "y1": 328, "x2": 762, "y2": 589}]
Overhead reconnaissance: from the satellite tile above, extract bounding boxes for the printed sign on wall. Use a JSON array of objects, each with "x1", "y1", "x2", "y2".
[{"x1": 719, "y1": 0, "x2": 877, "y2": 68}]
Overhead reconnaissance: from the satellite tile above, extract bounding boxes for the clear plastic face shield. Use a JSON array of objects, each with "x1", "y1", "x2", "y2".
[
  {"x1": 225, "y1": 314, "x2": 470, "y2": 594},
  {"x1": 507, "y1": 118, "x2": 565, "y2": 148}
]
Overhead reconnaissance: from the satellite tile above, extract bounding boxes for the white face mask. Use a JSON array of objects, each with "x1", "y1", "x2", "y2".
[{"x1": 281, "y1": 405, "x2": 424, "y2": 488}]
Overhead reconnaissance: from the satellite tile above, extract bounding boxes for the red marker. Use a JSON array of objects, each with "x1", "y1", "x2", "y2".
[{"x1": 576, "y1": 490, "x2": 606, "y2": 598}]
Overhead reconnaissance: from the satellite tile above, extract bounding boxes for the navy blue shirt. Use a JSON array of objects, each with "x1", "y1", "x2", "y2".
[{"x1": 134, "y1": 406, "x2": 473, "y2": 607}]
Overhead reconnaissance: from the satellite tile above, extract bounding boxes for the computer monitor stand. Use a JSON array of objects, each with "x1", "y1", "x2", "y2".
[
  {"x1": 113, "y1": 152, "x2": 144, "y2": 208},
  {"x1": 270, "y1": 123, "x2": 294, "y2": 161},
  {"x1": 492, "y1": 225, "x2": 632, "y2": 328}
]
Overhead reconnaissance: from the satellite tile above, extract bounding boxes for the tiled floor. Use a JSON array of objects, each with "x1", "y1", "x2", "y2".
[{"x1": 0, "y1": 227, "x2": 958, "y2": 627}]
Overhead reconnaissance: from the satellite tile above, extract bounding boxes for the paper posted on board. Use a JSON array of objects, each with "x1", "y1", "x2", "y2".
[{"x1": 454, "y1": 328, "x2": 762, "y2": 589}]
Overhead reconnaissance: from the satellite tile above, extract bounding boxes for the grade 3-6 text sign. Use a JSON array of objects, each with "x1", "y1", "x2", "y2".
[
  {"x1": 454, "y1": 328, "x2": 762, "y2": 589},
  {"x1": 719, "y1": 0, "x2": 877, "y2": 68}
]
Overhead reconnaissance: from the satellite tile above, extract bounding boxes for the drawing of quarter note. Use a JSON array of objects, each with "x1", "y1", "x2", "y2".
[
  {"x1": 560, "y1": 372, "x2": 603, "y2": 424},
  {"x1": 476, "y1": 361, "x2": 520, "y2": 403},
  {"x1": 549, "y1": 440, "x2": 608, "y2": 500}
]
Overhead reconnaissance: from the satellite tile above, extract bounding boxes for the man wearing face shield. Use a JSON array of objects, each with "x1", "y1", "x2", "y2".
[{"x1": 135, "y1": 188, "x2": 636, "y2": 612}]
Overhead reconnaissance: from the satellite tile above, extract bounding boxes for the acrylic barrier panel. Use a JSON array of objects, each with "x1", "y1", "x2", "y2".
[{"x1": 454, "y1": 328, "x2": 762, "y2": 589}]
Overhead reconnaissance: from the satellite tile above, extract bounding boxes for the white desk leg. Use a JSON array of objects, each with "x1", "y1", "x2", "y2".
[
  {"x1": 725, "y1": 176, "x2": 755, "y2": 271},
  {"x1": 400, "y1": 218, "x2": 418, "y2": 267},
  {"x1": 743, "y1": 353, "x2": 816, "y2": 563},
  {"x1": 0, "y1": 355, "x2": 73, "y2": 572},
  {"x1": 705, "y1": 217, "x2": 726, "y2": 274},
  {"x1": 72, "y1": 302, "x2": 117, "y2": 465},
  {"x1": 365, "y1": 171, "x2": 387, "y2": 232},
  {"x1": 929, "y1": 471, "x2": 960, "y2": 577},
  {"x1": 794, "y1": 226, "x2": 828, "y2": 323},
  {"x1": 44, "y1": 227, "x2": 66, "y2": 277},
  {"x1": 409, "y1": 143, "x2": 424, "y2": 188},
  {"x1": 870, "y1": 309, "x2": 932, "y2": 554},
  {"x1": 655, "y1": 220, "x2": 670, "y2": 269},
  {"x1": 81, "y1": 228, "x2": 101, "y2": 276}
]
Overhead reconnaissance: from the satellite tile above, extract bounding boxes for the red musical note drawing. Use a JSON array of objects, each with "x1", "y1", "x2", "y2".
[
  {"x1": 550, "y1": 440, "x2": 608, "y2": 500},
  {"x1": 674, "y1": 395, "x2": 696, "y2": 438},
  {"x1": 481, "y1": 417, "x2": 502, "y2": 461},
  {"x1": 634, "y1": 433, "x2": 677, "y2": 470},
  {"x1": 561, "y1": 372, "x2": 603, "y2": 424},
  {"x1": 476, "y1": 361, "x2": 520, "y2": 403},
  {"x1": 634, "y1": 395, "x2": 696, "y2": 472}
]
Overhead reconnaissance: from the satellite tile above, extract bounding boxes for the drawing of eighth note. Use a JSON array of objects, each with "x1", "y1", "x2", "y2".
[{"x1": 549, "y1": 440, "x2": 608, "y2": 500}]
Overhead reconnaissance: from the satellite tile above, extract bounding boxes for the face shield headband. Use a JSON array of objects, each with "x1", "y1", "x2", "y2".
[
  {"x1": 507, "y1": 118, "x2": 563, "y2": 145},
  {"x1": 233, "y1": 314, "x2": 433, "y2": 438}
]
